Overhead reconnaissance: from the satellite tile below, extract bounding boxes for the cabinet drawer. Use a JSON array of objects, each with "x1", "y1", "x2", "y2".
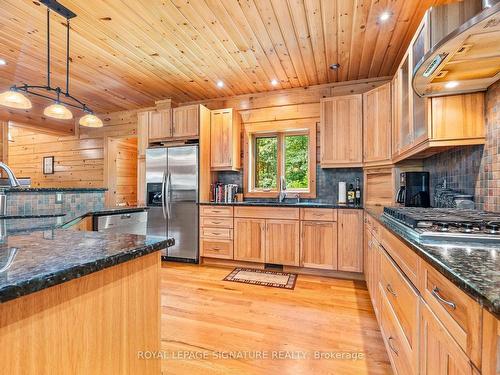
[
  {"x1": 381, "y1": 227, "x2": 418, "y2": 285},
  {"x1": 201, "y1": 227, "x2": 232, "y2": 240},
  {"x1": 234, "y1": 206, "x2": 299, "y2": 220},
  {"x1": 200, "y1": 239, "x2": 233, "y2": 259},
  {"x1": 300, "y1": 208, "x2": 337, "y2": 221},
  {"x1": 200, "y1": 205, "x2": 233, "y2": 217},
  {"x1": 380, "y1": 250, "x2": 419, "y2": 357},
  {"x1": 418, "y1": 258, "x2": 482, "y2": 367},
  {"x1": 379, "y1": 284, "x2": 417, "y2": 375},
  {"x1": 200, "y1": 217, "x2": 233, "y2": 228}
]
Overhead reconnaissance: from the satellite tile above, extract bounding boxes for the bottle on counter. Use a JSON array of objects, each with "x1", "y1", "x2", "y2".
[
  {"x1": 347, "y1": 184, "x2": 355, "y2": 206},
  {"x1": 355, "y1": 178, "x2": 361, "y2": 207}
]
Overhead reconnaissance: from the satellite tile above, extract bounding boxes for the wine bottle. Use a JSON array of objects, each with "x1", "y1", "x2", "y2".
[
  {"x1": 347, "y1": 184, "x2": 355, "y2": 206},
  {"x1": 355, "y1": 178, "x2": 361, "y2": 207}
]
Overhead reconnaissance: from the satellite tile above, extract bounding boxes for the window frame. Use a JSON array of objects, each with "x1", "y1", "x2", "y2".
[{"x1": 243, "y1": 121, "x2": 317, "y2": 199}]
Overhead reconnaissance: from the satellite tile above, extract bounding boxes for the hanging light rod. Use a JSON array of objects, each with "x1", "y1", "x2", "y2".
[{"x1": 0, "y1": 0, "x2": 103, "y2": 127}]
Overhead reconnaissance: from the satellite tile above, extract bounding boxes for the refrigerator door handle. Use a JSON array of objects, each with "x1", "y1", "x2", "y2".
[
  {"x1": 166, "y1": 172, "x2": 172, "y2": 219},
  {"x1": 161, "y1": 172, "x2": 167, "y2": 220}
]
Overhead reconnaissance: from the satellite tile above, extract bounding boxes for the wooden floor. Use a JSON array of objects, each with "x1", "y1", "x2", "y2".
[{"x1": 161, "y1": 262, "x2": 392, "y2": 375}]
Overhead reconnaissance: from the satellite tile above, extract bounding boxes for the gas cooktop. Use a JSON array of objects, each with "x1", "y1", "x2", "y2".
[{"x1": 383, "y1": 207, "x2": 500, "y2": 243}]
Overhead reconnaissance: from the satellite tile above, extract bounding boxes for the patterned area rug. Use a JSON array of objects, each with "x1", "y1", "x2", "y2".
[{"x1": 223, "y1": 268, "x2": 297, "y2": 290}]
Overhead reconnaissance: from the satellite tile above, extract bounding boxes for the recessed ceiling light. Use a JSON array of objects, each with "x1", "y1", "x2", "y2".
[
  {"x1": 379, "y1": 12, "x2": 391, "y2": 22},
  {"x1": 0, "y1": 58, "x2": 6, "y2": 66},
  {"x1": 445, "y1": 81, "x2": 459, "y2": 89},
  {"x1": 271, "y1": 79, "x2": 278, "y2": 86},
  {"x1": 329, "y1": 63, "x2": 340, "y2": 70},
  {"x1": 216, "y1": 80, "x2": 224, "y2": 88}
]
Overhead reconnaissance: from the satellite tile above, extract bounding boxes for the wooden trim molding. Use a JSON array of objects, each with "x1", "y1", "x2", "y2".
[{"x1": 243, "y1": 119, "x2": 317, "y2": 199}]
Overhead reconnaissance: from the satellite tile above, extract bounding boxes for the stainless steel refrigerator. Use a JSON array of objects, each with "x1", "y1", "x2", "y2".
[{"x1": 146, "y1": 145, "x2": 198, "y2": 262}]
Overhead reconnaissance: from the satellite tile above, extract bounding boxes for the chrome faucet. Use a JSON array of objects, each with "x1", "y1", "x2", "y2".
[
  {"x1": 0, "y1": 162, "x2": 20, "y2": 188},
  {"x1": 0, "y1": 162, "x2": 20, "y2": 216},
  {"x1": 278, "y1": 176, "x2": 287, "y2": 203}
]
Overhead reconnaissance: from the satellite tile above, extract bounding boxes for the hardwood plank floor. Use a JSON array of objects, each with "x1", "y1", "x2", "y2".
[{"x1": 161, "y1": 262, "x2": 392, "y2": 375}]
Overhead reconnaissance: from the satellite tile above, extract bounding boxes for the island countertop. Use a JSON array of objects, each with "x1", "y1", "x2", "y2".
[
  {"x1": 0, "y1": 229, "x2": 173, "y2": 303},
  {"x1": 0, "y1": 206, "x2": 150, "y2": 234},
  {"x1": 365, "y1": 206, "x2": 500, "y2": 318}
]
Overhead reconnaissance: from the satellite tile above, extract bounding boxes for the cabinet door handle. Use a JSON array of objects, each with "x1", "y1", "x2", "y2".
[
  {"x1": 431, "y1": 287, "x2": 456, "y2": 310},
  {"x1": 388, "y1": 337, "x2": 398, "y2": 356},
  {"x1": 386, "y1": 284, "x2": 397, "y2": 297},
  {"x1": 212, "y1": 221, "x2": 222, "y2": 224}
]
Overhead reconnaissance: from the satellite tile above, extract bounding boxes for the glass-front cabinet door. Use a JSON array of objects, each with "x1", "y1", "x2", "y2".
[
  {"x1": 411, "y1": 18, "x2": 430, "y2": 145},
  {"x1": 399, "y1": 55, "x2": 413, "y2": 153}
]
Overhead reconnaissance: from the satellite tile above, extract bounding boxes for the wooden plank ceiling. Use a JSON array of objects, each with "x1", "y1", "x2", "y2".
[{"x1": 0, "y1": 0, "x2": 447, "y2": 116}]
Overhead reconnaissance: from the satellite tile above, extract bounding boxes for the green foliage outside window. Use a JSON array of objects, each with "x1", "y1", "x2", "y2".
[
  {"x1": 254, "y1": 134, "x2": 309, "y2": 190},
  {"x1": 255, "y1": 137, "x2": 277, "y2": 189},
  {"x1": 284, "y1": 135, "x2": 309, "y2": 189}
]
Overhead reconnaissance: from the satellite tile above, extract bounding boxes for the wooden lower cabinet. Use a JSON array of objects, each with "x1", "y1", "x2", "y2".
[
  {"x1": 234, "y1": 218, "x2": 266, "y2": 262},
  {"x1": 364, "y1": 211, "x2": 493, "y2": 375},
  {"x1": 418, "y1": 258, "x2": 482, "y2": 367},
  {"x1": 364, "y1": 227, "x2": 382, "y2": 318},
  {"x1": 200, "y1": 238, "x2": 233, "y2": 259},
  {"x1": 265, "y1": 220, "x2": 300, "y2": 266},
  {"x1": 380, "y1": 283, "x2": 417, "y2": 375},
  {"x1": 338, "y1": 209, "x2": 364, "y2": 272},
  {"x1": 420, "y1": 301, "x2": 474, "y2": 375},
  {"x1": 301, "y1": 221, "x2": 337, "y2": 269},
  {"x1": 380, "y1": 249, "x2": 419, "y2": 372}
]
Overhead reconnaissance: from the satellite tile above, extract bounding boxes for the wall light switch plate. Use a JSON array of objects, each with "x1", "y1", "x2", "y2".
[{"x1": 55, "y1": 192, "x2": 63, "y2": 204}]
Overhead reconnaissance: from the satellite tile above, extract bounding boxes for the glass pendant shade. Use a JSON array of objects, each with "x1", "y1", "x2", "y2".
[
  {"x1": 43, "y1": 103, "x2": 73, "y2": 120},
  {"x1": 0, "y1": 90, "x2": 32, "y2": 109},
  {"x1": 79, "y1": 113, "x2": 103, "y2": 128}
]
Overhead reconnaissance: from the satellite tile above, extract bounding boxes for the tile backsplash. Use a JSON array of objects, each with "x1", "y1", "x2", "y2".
[
  {"x1": 5, "y1": 191, "x2": 105, "y2": 216},
  {"x1": 217, "y1": 166, "x2": 363, "y2": 204},
  {"x1": 423, "y1": 81, "x2": 499, "y2": 212},
  {"x1": 423, "y1": 146, "x2": 483, "y2": 206}
]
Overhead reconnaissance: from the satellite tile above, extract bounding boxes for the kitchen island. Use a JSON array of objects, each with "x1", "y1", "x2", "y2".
[{"x1": 0, "y1": 226, "x2": 173, "y2": 374}]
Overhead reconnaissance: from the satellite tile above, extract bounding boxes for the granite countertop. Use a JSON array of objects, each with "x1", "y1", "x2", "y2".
[
  {"x1": 0, "y1": 207, "x2": 150, "y2": 235},
  {"x1": 3, "y1": 187, "x2": 108, "y2": 193},
  {"x1": 199, "y1": 201, "x2": 363, "y2": 209},
  {"x1": 0, "y1": 230, "x2": 173, "y2": 304},
  {"x1": 365, "y1": 206, "x2": 500, "y2": 317}
]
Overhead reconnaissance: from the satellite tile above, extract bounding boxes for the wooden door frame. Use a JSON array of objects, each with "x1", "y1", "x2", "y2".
[{"x1": 104, "y1": 135, "x2": 138, "y2": 207}]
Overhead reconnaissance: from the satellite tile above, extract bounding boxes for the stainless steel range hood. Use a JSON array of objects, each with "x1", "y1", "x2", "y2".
[{"x1": 413, "y1": 1, "x2": 500, "y2": 97}]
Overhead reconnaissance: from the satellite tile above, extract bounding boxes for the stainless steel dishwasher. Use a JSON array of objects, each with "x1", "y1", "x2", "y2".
[{"x1": 94, "y1": 211, "x2": 148, "y2": 236}]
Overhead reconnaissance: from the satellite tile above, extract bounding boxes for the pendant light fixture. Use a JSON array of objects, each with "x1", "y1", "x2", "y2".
[
  {"x1": 0, "y1": 90, "x2": 32, "y2": 109},
  {"x1": 0, "y1": 0, "x2": 102, "y2": 127}
]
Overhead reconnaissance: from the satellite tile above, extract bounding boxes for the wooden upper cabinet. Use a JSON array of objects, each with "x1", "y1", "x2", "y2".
[
  {"x1": 172, "y1": 104, "x2": 199, "y2": 138},
  {"x1": 301, "y1": 221, "x2": 337, "y2": 270},
  {"x1": 363, "y1": 83, "x2": 392, "y2": 166},
  {"x1": 210, "y1": 108, "x2": 241, "y2": 171},
  {"x1": 430, "y1": 93, "x2": 485, "y2": 141},
  {"x1": 420, "y1": 301, "x2": 474, "y2": 375},
  {"x1": 320, "y1": 94, "x2": 363, "y2": 168},
  {"x1": 234, "y1": 218, "x2": 266, "y2": 263},
  {"x1": 148, "y1": 110, "x2": 172, "y2": 141},
  {"x1": 391, "y1": 11, "x2": 485, "y2": 163},
  {"x1": 265, "y1": 220, "x2": 300, "y2": 266},
  {"x1": 337, "y1": 209, "x2": 363, "y2": 273}
]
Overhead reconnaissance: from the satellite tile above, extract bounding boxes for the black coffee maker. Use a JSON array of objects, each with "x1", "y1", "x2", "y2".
[{"x1": 396, "y1": 172, "x2": 430, "y2": 207}]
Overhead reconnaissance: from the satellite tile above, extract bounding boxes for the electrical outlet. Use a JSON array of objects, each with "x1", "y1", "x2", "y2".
[{"x1": 55, "y1": 192, "x2": 63, "y2": 204}]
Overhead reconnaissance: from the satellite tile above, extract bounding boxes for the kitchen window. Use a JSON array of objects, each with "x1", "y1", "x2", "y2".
[{"x1": 244, "y1": 122, "x2": 316, "y2": 198}]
